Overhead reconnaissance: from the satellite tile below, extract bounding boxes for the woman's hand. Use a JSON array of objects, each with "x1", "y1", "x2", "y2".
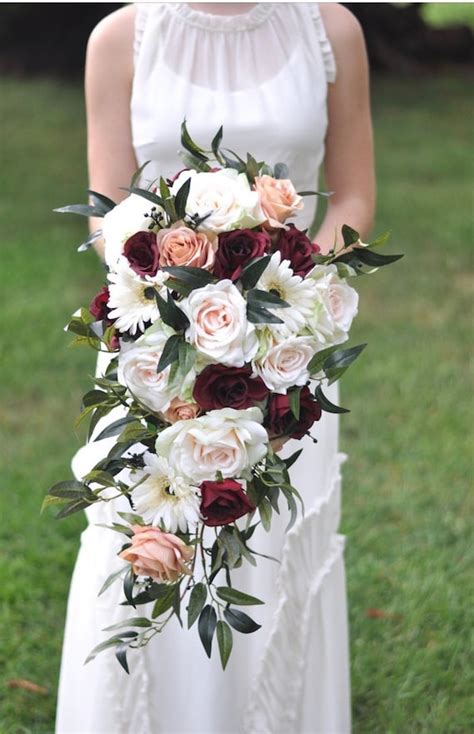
[
  {"x1": 315, "y1": 4, "x2": 376, "y2": 253},
  {"x1": 270, "y1": 435, "x2": 290, "y2": 453}
]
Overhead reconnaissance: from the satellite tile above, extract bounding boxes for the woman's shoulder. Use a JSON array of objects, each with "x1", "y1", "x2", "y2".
[
  {"x1": 318, "y1": 3, "x2": 365, "y2": 48},
  {"x1": 86, "y1": 5, "x2": 136, "y2": 84},
  {"x1": 317, "y1": 3, "x2": 367, "y2": 74},
  {"x1": 87, "y1": 5, "x2": 136, "y2": 66}
]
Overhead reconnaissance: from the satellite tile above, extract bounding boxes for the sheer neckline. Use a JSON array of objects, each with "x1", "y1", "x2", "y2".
[{"x1": 166, "y1": 2, "x2": 278, "y2": 31}]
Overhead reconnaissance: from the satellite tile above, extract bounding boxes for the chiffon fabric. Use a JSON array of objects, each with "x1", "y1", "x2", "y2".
[{"x1": 56, "y1": 4, "x2": 351, "y2": 732}]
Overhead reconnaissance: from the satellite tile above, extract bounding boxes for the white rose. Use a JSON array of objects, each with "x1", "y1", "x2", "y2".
[
  {"x1": 156, "y1": 407, "x2": 268, "y2": 483},
  {"x1": 102, "y1": 194, "x2": 159, "y2": 269},
  {"x1": 252, "y1": 335, "x2": 316, "y2": 394},
  {"x1": 180, "y1": 280, "x2": 258, "y2": 367},
  {"x1": 118, "y1": 328, "x2": 178, "y2": 413},
  {"x1": 171, "y1": 169, "x2": 266, "y2": 233},
  {"x1": 306, "y1": 265, "x2": 359, "y2": 345}
]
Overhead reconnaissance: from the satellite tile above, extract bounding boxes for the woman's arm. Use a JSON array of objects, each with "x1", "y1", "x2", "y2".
[
  {"x1": 84, "y1": 5, "x2": 138, "y2": 260},
  {"x1": 316, "y1": 4, "x2": 376, "y2": 254}
]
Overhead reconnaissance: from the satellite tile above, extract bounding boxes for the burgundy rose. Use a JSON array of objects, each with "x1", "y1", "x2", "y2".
[
  {"x1": 89, "y1": 286, "x2": 110, "y2": 321},
  {"x1": 264, "y1": 386, "x2": 322, "y2": 440},
  {"x1": 123, "y1": 231, "x2": 160, "y2": 277},
  {"x1": 214, "y1": 229, "x2": 271, "y2": 281},
  {"x1": 193, "y1": 365, "x2": 269, "y2": 411},
  {"x1": 200, "y1": 479, "x2": 255, "y2": 526},
  {"x1": 275, "y1": 224, "x2": 321, "y2": 277}
]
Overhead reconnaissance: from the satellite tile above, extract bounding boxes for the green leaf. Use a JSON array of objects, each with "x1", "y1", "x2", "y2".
[
  {"x1": 288, "y1": 387, "x2": 302, "y2": 420},
  {"x1": 240, "y1": 254, "x2": 272, "y2": 290},
  {"x1": 103, "y1": 617, "x2": 152, "y2": 632},
  {"x1": 121, "y1": 186, "x2": 164, "y2": 208},
  {"x1": 85, "y1": 631, "x2": 138, "y2": 664},
  {"x1": 187, "y1": 582, "x2": 207, "y2": 629},
  {"x1": 216, "y1": 587, "x2": 264, "y2": 606},
  {"x1": 130, "y1": 160, "x2": 151, "y2": 188},
  {"x1": 258, "y1": 497, "x2": 273, "y2": 532},
  {"x1": 77, "y1": 227, "x2": 103, "y2": 252},
  {"x1": 48, "y1": 480, "x2": 90, "y2": 498},
  {"x1": 283, "y1": 448, "x2": 303, "y2": 470},
  {"x1": 307, "y1": 345, "x2": 339, "y2": 376},
  {"x1": 280, "y1": 484, "x2": 298, "y2": 532},
  {"x1": 158, "y1": 290, "x2": 190, "y2": 331},
  {"x1": 219, "y1": 528, "x2": 242, "y2": 569},
  {"x1": 350, "y1": 247, "x2": 403, "y2": 267},
  {"x1": 245, "y1": 152, "x2": 260, "y2": 183},
  {"x1": 246, "y1": 289, "x2": 290, "y2": 309},
  {"x1": 115, "y1": 641, "x2": 131, "y2": 674},
  {"x1": 162, "y1": 265, "x2": 216, "y2": 290},
  {"x1": 81, "y1": 390, "x2": 110, "y2": 410},
  {"x1": 54, "y1": 203, "x2": 104, "y2": 218},
  {"x1": 220, "y1": 150, "x2": 246, "y2": 172},
  {"x1": 297, "y1": 189, "x2": 333, "y2": 197},
  {"x1": 55, "y1": 498, "x2": 92, "y2": 519},
  {"x1": 247, "y1": 304, "x2": 284, "y2": 325},
  {"x1": 174, "y1": 175, "x2": 191, "y2": 220},
  {"x1": 216, "y1": 620, "x2": 233, "y2": 670},
  {"x1": 159, "y1": 176, "x2": 171, "y2": 200},
  {"x1": 87, "y1": 189, "x2": 116, "y2": 214},
  {"x1": 323, "y1": 343, "x2": 367, "y2": 385},
  {"x1": 41, "y1": 495, "x2": 66, "y2": 513},
  {"x1": 274, "y1": 162, "x2": 289, "y2": 179},
  {"x1": 198, "y1": 604, "x2": 217, "y2": 658},
  {"x1": 211, "y1": 125, "x2": 224, "y2": 159},
  {"x1": 181, "y1": 119, "x2": 209, "y2": 162},
  {"x1": 341, "y1": 224, "x2": 360, "y2": 247},
  {"x1": 367, "y1": 230, "x2": 391, "y2": 249},
  {"x1": 179, "y1": 150, "x2": 212, "y2": 173},
  {"x1": 157, "y1": 334, "x2": 182, "y2": 373},
  {"x1": 151, "y1": 585, "x2": 175, "y2": 618},
  {"x1": 94, "y1": 415, "x2": 137, "y2": 442},
  {"x1": 223, "y1": 608, "x2": 261, "y2": 634},
  {"x1": 98, "y1": 566, "x2": 128, "y2": 596},
  {"x1": 123, "y1": 568, "x2": 136, "y2": 608},
  {"x1": 178, "y1": 340, "x2": 196, "y2": 380},
  {"x1": 173, "y1": 583, "x2": 182, "y2": 627},
  {"x1": 314, "y1": 385, "x2": 350, "y2": 414}
]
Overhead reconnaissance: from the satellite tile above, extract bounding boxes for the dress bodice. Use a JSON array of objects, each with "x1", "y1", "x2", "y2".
[{"x1": 131, "y1": 2, "x2": 336, "y2": 231}]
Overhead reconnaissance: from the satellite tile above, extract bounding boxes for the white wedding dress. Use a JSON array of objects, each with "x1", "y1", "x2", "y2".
[{"x1": 56, "y1": 4, "x2": 351, "y2": 733}]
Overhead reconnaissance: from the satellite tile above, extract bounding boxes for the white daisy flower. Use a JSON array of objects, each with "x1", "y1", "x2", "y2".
[
  {"x1": 256, "y1": 251, "x2": 317, "y2": 337},
  {"x1": 131, "y1": 453, "x2": 201, "y2": 533},
  {"x1": 107, "y1": 257, "x2": 165, "y2": 335}
]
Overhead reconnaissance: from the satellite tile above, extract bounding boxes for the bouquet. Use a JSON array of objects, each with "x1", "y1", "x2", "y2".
[{"x1": 44, "y1": 122, "x2": 402, "y2": 673}]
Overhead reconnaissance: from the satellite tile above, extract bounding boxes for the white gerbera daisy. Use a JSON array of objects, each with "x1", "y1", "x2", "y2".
[
  {"x1": 131, "y1": 453, "x2": 201, "y2": 533},
  {"x1": 256, "y1": 251, "x2": 317, "y2": 337},
  {"x1": 107, "y1": 257, "x2": 165, "y2": 335}
]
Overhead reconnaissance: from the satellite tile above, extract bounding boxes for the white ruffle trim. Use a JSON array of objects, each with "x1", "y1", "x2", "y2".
[
  {"x1": 310, "y1": 4, "x2": 337, "y2": 84},
  {"x1": 242, "y1": 453, "x2": 347, "y2": 733}
]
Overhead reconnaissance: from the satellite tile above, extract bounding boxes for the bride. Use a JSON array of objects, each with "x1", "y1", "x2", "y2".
[{"x1": 56, "y1": 4, "x2": 375, "y2": 733}]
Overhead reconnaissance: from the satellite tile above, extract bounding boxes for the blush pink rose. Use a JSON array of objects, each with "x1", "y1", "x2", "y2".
[
  {"x1": 163, "y1": 397, "x2": 200, "y2": 423},
  {"x1": 118, "y1": 525, "x2": 194, "y2": 582},
  {"x1": 253, "y1": 175, "x2": 304, "y2": 229},
  {"x1": 156, "y1": 223, "x2": 217, "y2": 270}
]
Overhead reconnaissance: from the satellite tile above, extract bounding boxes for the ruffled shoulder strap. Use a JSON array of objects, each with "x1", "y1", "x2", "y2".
[
  {"x1": 134, "y1": 2, "x2": 152, "y2": 63},
  {"x1": 309, "y1": 3, "x2": 337, "y2": 84}
]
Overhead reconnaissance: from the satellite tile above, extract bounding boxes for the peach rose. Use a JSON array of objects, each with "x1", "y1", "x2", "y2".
[
  {"x1": 163, "y1": 397, "x2": 200, "y2": 423},
  {"x1": 156, "y1": 223, "x2": 217, "y2": 270},
  {"x1": 119, "y1": 525, "x2": 194, "y2": 582},
  {"x1": 253, "y1": 175, "x2": 304, "y2": 229}
]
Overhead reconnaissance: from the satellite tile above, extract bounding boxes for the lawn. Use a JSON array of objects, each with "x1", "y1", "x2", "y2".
[{"x1": 0, "y1": 71, "x2": 472, "y2": 732}]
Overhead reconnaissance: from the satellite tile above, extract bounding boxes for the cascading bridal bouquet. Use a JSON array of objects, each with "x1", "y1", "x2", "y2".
[{"x1": 44, "y1": 121, "x2": 402, "y2": 673}]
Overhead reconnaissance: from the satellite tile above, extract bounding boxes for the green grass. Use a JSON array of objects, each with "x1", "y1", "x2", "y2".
[
  {"x1": 0, "y1": 72, "x2": 472, "y2": 732},
  {"x1": 421, "y1": 2, "x2": 474, "y2": 29}
]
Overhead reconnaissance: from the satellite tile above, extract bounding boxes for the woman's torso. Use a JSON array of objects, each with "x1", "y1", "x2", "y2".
[{"x1": 131, "y1": 2, "x2": 336, "y2": 231}]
